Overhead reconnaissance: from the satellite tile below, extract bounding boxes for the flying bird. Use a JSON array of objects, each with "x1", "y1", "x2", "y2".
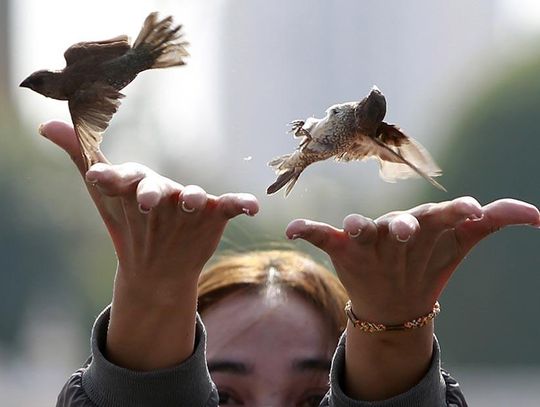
[
  {"x1": 267, "y1": 87, "x2": 445, "y2": 196},
  {"x1": 20, "y1": 12, "x2": 188, "y2": 169}
]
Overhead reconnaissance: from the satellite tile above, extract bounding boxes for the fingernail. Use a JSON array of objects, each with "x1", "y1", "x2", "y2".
[
  {"x1": 38, "y1": 124, "x2": 47, "y2": 138},
  {"x1": 138, "y1": 204, "x2": 151, "y2": 214},
  {"x1": 348, "y1": 228, "x2": 363, "y2": 239},
  {"x1": 242, "y1": 208, "x2": 253, "y2": 217},
  {"x1": 467, "y1": 213, "x2": 484, "y2": 221},
  {"x1": 86, "y1": 175, "x2": 97, "y2": 184},
  {"x1": 180, "y1": 201, "x2": 196, "y2": 213},
  {"x1": 396, "y1": 234, "x2": 410, "y2": 243},
  {"x1": 289, "y1": 233, "x2": 303, "y2": 240}
]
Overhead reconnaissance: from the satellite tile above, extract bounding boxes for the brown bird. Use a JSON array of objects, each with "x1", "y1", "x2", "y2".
[
  {"x1": 20, "y1": 12, "x2": 188, "y2": 169},
  {"x1": 267, "y1": 86, "x2": 445, "y2": 196}
]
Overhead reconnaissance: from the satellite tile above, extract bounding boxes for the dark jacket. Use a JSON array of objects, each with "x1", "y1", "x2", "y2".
[{"x1": 57, "y1": 308, "x2": 467, "y2": 407}]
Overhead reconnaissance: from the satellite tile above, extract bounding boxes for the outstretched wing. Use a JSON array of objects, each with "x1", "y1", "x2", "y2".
[
  {"x1": 374, "y1": 123, "x2": 444, "y2": 190},
  {"x1": 68, "y1": 84, "x2": 124, "y2": 169},
  {"x1": 335, "y1": 124, "x2": 445, "y2": 191},
  {"x1": 64, "y1": 35, "x2": 131, "y2": 66},
  {"x1": 371, "y1": 136, "x2": 446, "y2": 191}
]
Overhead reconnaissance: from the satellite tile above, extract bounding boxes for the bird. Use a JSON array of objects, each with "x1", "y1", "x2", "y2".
[
  {"x1": 20, "y1": 12, "x2": 188, "y2": 169},
  {"x1": 267, "y1": 86, "x2": 446, "y2": 196}
]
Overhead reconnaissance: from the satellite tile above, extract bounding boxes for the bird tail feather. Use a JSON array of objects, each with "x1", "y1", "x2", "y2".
[
  {"x1": 133, "y1": 12, "x2": 189, "y2": 69},
  {"x1": 267, "y1": 153, "x2": 304, "y2": 196}
]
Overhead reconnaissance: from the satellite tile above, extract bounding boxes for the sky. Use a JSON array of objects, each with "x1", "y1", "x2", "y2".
[
  {"x1": 9, "y1": 0, "x2": 540, "y2": 217},
  {"x1": 12, "y1": 0, "x2": 227, "y2": 162},
  {"x1": 12, "y1": 0, "x2": 540, "y2": 156}
]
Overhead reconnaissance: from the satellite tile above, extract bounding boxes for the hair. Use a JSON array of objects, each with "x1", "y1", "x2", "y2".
[{"x1": 197, "y1": 250, "x2": 349, "y2": 339}]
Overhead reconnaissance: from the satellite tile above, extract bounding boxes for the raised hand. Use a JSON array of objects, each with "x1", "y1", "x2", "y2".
[
  {"x1": 40, "y1": 121, "x2": 259, "y2": 370},
  {"x1": 286, "y1": 197, "x2": 539, "y2": 400}
]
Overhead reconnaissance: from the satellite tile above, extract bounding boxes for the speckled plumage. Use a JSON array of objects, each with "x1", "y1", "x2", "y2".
[{"x1": 267, "y1": 87, "x2": 445, "y2": 196}]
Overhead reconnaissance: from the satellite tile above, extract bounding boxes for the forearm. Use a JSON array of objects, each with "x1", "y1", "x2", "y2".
[
  {"x1": 325, "y1": 331, "x2": 460, "y2": 407},
  {"x1": 106, "y1": 266, "x2": 200, "y2": 371},
  {"x1": 57, "y1": 307, "x2": 219, "y2": 406},
  {"x1": 344, "y1": 320, "x2": 434, "y2": 400}
]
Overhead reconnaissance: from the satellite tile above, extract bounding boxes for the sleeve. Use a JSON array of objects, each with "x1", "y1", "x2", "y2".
[
  {"x1": 319, "y1": 334, "x2": 468, "y2": 407},
  {"x1": 56, "y1": 306, "x2": 220, "y2": 407}
]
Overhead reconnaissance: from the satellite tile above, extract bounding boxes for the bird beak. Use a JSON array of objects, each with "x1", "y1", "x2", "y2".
[
  {"x1": 19, "y1": 77, "x2": 32, "y2": 88},
  {"x1": 370, "y1": 85, "x2": 382, "y2": 95}
]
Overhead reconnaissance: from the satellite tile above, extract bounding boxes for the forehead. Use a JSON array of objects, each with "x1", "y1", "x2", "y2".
[{"x1": 203, "y1": 290, "x2": 335, "y2": 364}]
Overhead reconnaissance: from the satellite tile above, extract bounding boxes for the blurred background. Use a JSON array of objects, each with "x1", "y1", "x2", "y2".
[{"x1": 1, "y1": 0, "x2": 539, "y2": 405}]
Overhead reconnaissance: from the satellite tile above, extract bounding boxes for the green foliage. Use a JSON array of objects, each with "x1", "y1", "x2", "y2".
[
  {"x1": 427, "y1": 53, "x2": 540, "y2": 365},
  {"x1": 0, "y1": 113, "x2": 114, "y2": 348}
]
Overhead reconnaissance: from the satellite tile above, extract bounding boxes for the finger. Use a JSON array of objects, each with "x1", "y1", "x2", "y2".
[
  {"x1": 86, "y1": 162, "x2": 149, "y2": 197},
  {"x1": 407, "y1": 197, "x2": 483, "y2": 267},
  {"x1": 216, "y1": 193, "x2": 259, "y2": 219},
  {"x1": 178, "y1": 185, "x2": 208, "y2": 213},
  {"x1": 342, "y1": 214, "x2": 378, "y2": 244},
  {"x1": 285, "y1": 219, "x2": 344, "y2": 252},
  {"x1": 387, "y1": 213, "x2": 420, "y2": 244},
  {"x1": 135, "y1": 176, "x2": 181, "y2": 213},
  {"x1": 412, "y1": 197, "x2": 483, "y2": 232},
  {"x1": 455, "y1": 198, "x2": 540, "y2": 254},
  {"x1": 375, "y1": 213, "x2": 421, "y2": 273},
  {"x1": 39, "y1": 120, "x2": 109, "y2": 175}
]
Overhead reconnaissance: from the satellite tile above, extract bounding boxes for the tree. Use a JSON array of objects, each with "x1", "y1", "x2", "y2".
[{"x1": 429, "y1": 54, "x2": 540, "y2": 364}]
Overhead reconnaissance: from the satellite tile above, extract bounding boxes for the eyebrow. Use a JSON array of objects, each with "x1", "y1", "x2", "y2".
[
  {"x1": 208, "y1": 360, "x2": 253, "y2": 375},
  {"x1": 293, "y1": 358, "x2": 332, "y2": 372},
  {"x1": 207, "y1": 357, "x2": 331, "y2": 375}
]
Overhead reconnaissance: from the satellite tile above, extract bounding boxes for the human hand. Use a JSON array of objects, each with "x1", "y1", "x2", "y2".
[
  {"x1": 286, "y1": 197, "x2": 539, "y2": 324},
  {"x1": 39, "y1": 121, "x2": 259, "y2": 300},
  {"x1": 39, "y1": 121, "x2": 260, "y2": 370},
  {"x1": 286, "y1": 197, "x2": 539, "y2": 400}
]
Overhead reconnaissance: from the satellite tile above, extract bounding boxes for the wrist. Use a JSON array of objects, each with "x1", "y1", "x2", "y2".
[
  {"x1": 114, "y1": 263, "x2": 201, "y2": 308},
  {"x1": 345, "y1": 300, "x2": 440, "y2": 333},
  {"x1": 344, "y1": 318, "x2": 434, "y2": 400},
  {"x1": 107, "y1": 273, "x2": 200, "y2": 371},
  {"x1": 346, "y1": 295, "x2": 439, "y2": 326}
]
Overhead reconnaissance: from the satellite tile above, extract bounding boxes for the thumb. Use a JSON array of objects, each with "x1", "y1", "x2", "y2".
[
  {"x1": 286, "y1": 219, "x2": 344, "y2": 253},
  {"x1": 39, "y1": 120, "x2": 109, "y2": 175}
]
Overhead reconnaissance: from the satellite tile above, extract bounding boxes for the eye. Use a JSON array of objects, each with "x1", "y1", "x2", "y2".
[
  {"x1": 218, "y1": 389, "x2": 243, "y2": 405},
  {"x1": 298, "y1": 393, "x2": 326, "y2": 407}
]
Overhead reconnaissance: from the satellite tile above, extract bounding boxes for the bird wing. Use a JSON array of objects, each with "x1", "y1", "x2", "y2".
[
  {"x1": 376, "y1": 123, "x2": 442, "y2": 176},
  {"x1": 64, "y1": 35, "x2": 131, "y2": 66},
  {"x1": 335, "y1": 124, "x2": 446, "y2": 191},
  {"x1": 335, "y1": 139, "x2": 373, "y2": 161},
  {"x1": 373, "y1": 123, "x2": 445, "y2": 191},
  {"x1": 68, "y1": 84, "x2": 124, "y2": 169}
]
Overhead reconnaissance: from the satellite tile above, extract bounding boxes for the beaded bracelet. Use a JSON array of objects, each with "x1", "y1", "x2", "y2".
[{"x1": 344, "y1": 300, "x2": 441, "y2": 333}]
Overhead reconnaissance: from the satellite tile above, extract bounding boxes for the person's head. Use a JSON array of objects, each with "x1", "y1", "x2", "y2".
[{"x1": 198, "y1": 250, "x2": 348, "y2": 407}]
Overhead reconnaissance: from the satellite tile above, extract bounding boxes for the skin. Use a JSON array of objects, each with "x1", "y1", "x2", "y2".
[
  {"x1": 203, "y1": 290, "x2": 335, "y2": 406},
  {"x1": 40, "y1": 120, "x2": 540, "y2": 401},
  {"x1": 39, "y1": 120, "x2": 260, "y2": 371},
  {"x1": 286, "y1": 199, "x2": 540, "y2": 399}
]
